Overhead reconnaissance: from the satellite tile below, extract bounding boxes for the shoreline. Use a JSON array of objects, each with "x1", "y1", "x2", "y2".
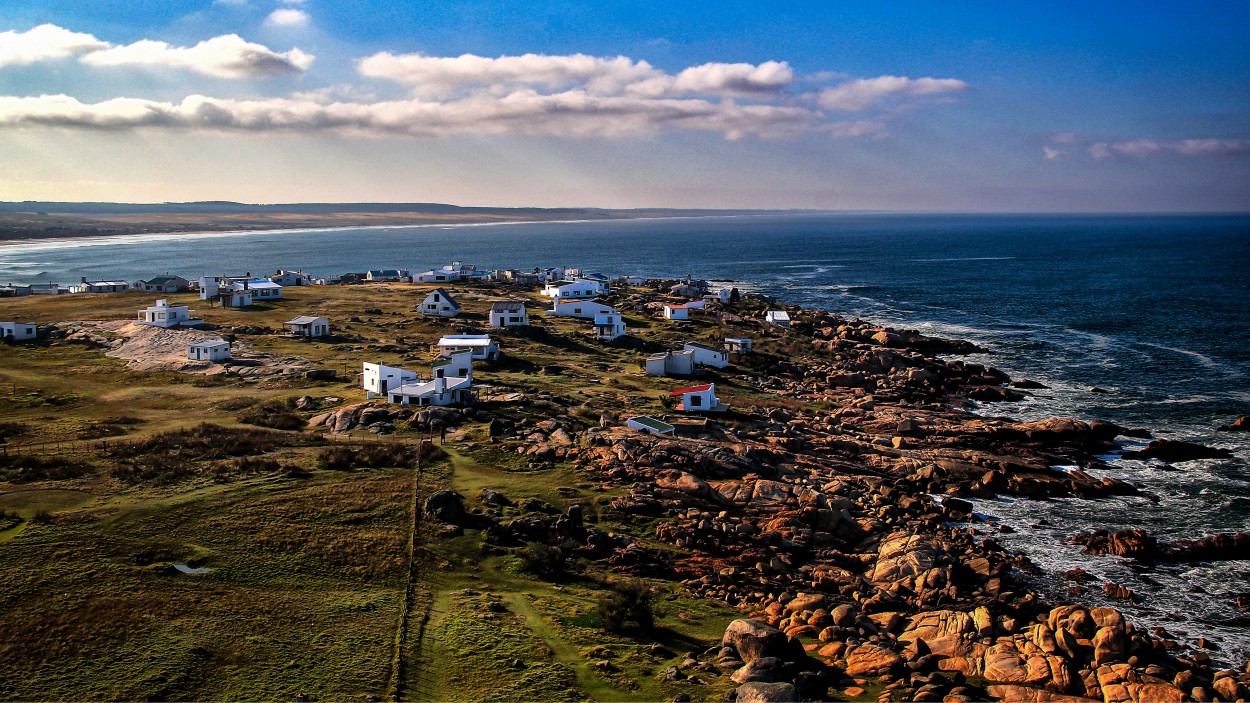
[{"x1": 0, "y1": 211, "x2": 782, "y2": 251}]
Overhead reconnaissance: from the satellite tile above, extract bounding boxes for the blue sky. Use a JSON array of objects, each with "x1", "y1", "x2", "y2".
[{"x1": 0, "y1": 1, "x2": 1247, "y2": 210}]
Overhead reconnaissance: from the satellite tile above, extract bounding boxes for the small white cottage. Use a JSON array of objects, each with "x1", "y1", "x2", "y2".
[
  {"x1": 284, "y1": 315, "x2": 330, "y2": 338},
  {"x1": 542, "y1": 278, "x2": 609, "y2": 300},
  {"x1": 669, "y1": 383, "x2": 724, "y2": 412},
  {"x1": 432, "y1": 349, "x2": 473, "y2": 380},
  {"x1": 437, "y1": 335, "x2": 499, "y2": 362},
  {"x1": 663, "y1": 304, "x2": 689, "y2": 321},
  {"x1": 593, "y1": 312, "x2": 628, "y2": 341},
  {"x1": 724, "y1": 337, "x2": 753, "y2": 354},
  {"x1": 71, "y1": 278, "x2": 130, "y2": 294},
  {"x1": 683, "y1": 342, "x2": 729, "y2": 369},
  {"x1": 645, "y1": 349, "x2": 694, "y2": 377},
  {"x1": 0, "y1": 322, "x2": 37, "y2": 341},
  {"x1": 547, "y1": 299, "x2": 615, "y2": 319},
  {"x1": 188, "y1": 340, "x2": 231, "y2": 362},
  {"x1": 136, "y1": 299, "x2": 201, "y2": 328},
  {"x1": 419, "y1": 288, "x2": 461, "y2": 317},
  {"x1": 363, "y1": 362, "x2": 418, "y2": 398},
  {"x1": 389, "y1": 376, "x2": 472, "y2": 407},
  {"x1": 765, "y1": 310, "x2": 791, "y2": 328},
  {"x1": 489, "y1": 301, "x2": 529, "y2": 327},
  {"x1": 704, "y1": 289, "x2": 733, "y2": 304},
  {"x1": 626, "y1": 416, "x2": 675, "y2": 437}
]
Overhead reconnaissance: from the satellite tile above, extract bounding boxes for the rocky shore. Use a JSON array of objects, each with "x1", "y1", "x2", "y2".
[{"x1": 409, "y1": 298, "x2": 1249, "y2": 702}]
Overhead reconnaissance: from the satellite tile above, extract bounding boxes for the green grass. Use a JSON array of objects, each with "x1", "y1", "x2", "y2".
[{"x1": 0, "y1": 282, "x2": 791, "y2": 701}]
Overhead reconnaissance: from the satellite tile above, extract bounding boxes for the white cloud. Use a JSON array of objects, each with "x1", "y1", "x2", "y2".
[
  {"x1": 357, "y1": 51, "x2": 797, "y2": 100},
  {"x1": 0, "y1": 24, "x2": 108, "y2": 68},
  {"x1": 0, "y1": 91, "x2": 831, "y2": 140},
  {"x1": 265, "y1": 9, "x2": 310, "y2": 27},
  {"x1": 1043, "y1": 146, "x2": 1063, "y2": 160},
  {"x1": 358, "y1": 52, "x2": 658, "y2": 96},
  {"x1": 1090, "y1": 138, "x2": 1250, "y2": 159},
  {"x1": 816, "y1": 75, "x2": 968, "y2": 112},
  {"x1": 82, "y1": 34, "x2": 313, "y2": 78}
]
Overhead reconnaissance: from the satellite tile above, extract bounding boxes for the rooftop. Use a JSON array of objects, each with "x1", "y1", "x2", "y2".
[{"x1": 669, "y1": 384, "x2": 713, "y2": 396}]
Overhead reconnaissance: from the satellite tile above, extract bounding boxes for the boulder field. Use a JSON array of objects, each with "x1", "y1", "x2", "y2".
[{"x1": 407, "y1": 305, "x2": 1246, "y2": 701}]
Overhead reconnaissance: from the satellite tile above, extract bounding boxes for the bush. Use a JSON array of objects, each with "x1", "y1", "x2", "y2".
[
  {"x1": 316, "y1": 441, "x2": 442, "y2": 471},
  {"x1": 109, "y1": 423, "x2": 323, "y2": 485},
  {"x1": 518, "y1": 542, "x2": 566, "y2": 579},
  {"x1": 0, "y1": 454, "x2": 94, "y2": 483},
  {"x1": 238, "y1": 399, "x2": 305, "y2": 431},
  {"x1": 597, "y1": 579, "x2": 654, "y2": 633}
]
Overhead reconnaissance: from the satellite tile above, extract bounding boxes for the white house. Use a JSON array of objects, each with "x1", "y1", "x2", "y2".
[
  {"x1": 669, "y1": 383, "x2": 725, "y2": 412},
  {"x1": 593, "y1": 312, "x2": 628, "y2": 341},
  {"x1": 627, "y1": 415, "x2": 675, "y2": 437},
  {"x1": 489, "y1": 301, "x2": 529, "y2": 327},
  {"x1": 269, "y1": 270, "x2": 312, "y2": 286},
  {"x1": 684, "y1": 342, "x2": 729, "y2": 369},
  {"x1": 645, "y1": 349, "x2": 694, "y2": 377},
  {"x1": 413, "y1": 268, "x2": 461, "y2": 283},
  {"x1": 366, "y1": 269, "x2": 410, "y2": 282},
  {"x1": 70, "y1": 278, "x2": 130, "y2": 293},
  {"x1": 684, "y1": 300, "x2": 706, "y2": 310},
  {"x1": 436, "y1": 335, "x2": 499, "y2": 362},
  {"x1": 724, "y1": 337, "x2": 753, "y2": 354},
  {"x1": 432, "y1": 348, "x2": 473, "y2": 380},
  {"x1": 363, "y1": 362, "x2": 418, "y2": 398},
  {"x1": 765, "y1": 310, "x2": 791, "y2": 328},
  {"x1": 135, "y1": 276, "x2": 190, "y2": 293},
  {"x1": 284, "y1": 315, "x2": 330, "y2": 338},
  {"x1": 663, "y1": 304, "x2": 689, "y2": 320},
  {"x1": 547, "y1": 299, "x2": 615, "y2": 319},
  {"x1": 542, "y1": 278, "x2": 609, "y2": 300},
  {"x1": 615, "y1": 276, "x2": 645, "y2": 287},
  {"x1": 0, "y1": 322, "x2": 37, "y2": 341},
  {"x1": 200, "y1": 276, "x2": 281, "y2": 303},
  {"x1": 136, "y1": 299, "x2": 201, "y2": 328},
  {"x1": 419, "y1": 288, "x2": 461, "y2": 317},
  {"x1": 704, "y1": 289, "x2": 733, "y2": 304},
  {"x1": 388, "y1": 376, "x2": 472, "y2": 407},
  {"x1": 188, "y1": 340, "x2": 231, "y2": 362}
]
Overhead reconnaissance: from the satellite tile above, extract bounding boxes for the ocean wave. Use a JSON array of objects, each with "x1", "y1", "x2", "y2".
[{"x1": 909, "y1": 256, "x2": 1018, "y2": 263}]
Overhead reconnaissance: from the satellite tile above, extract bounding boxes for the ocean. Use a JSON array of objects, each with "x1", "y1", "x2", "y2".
[{"x1": 3, "y1": 212, "x2": 1249, "y2": 656}]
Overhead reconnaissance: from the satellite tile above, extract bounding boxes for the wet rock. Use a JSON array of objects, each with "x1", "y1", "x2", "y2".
[
  {"x1": 1121, "y1": 439, "x2": 1231, "y2": 462},
  {"x1": 1217, "y1": 416, "x2": 1250, "y2": 432}
]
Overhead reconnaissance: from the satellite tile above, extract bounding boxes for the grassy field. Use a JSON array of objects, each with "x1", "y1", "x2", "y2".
[{"x1": 0, "y1": 281, "x2": 808, "y2": 700}]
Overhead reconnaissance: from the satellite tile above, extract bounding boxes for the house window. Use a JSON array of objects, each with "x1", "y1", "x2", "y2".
[
  {"x1": 573, "y1": 308, "x2": 581, "y2": 314},
  {"x1": 690, "y1": 395, "x2": 702, "y2": 407},
  {"x1": 432, "y1": 293, "x2": 440, "y2": 302}
]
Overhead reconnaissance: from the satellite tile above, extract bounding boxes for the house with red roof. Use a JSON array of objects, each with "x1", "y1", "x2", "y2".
[{"x1": 669, "y1": 383, "x2": 724, "y2": 412}]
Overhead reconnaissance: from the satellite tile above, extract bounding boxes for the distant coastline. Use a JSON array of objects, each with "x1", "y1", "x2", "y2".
[{"x1": 0, "y1": 201, "x2": 802, "y2": 245}]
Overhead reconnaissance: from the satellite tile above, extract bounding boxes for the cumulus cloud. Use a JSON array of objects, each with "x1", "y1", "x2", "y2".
[
  {"x1": 265, "y1": 9, "x2": 310, "y2": 27},
  {"x1": 81, "y1": 34, "x2": 313, "y2": 78},
  {"x1": 1043, "y1": 146, "x2": 1064, "y2": 160},
  {"x1": 357, "y1": 51, "x2": 798, "y2": 100},
  {"x1": 0, "y1": 24, "x2": 311, "y2": 79},
  {"x1": 0, "y1": 42, "x2": 969, "y2": 141},
  {"x1": 0, "y1": 24, "x2": 108, "y2": 68},
  {"x1": 0, "y1": 91, "x2": 830, "y2": 140},
  {"x1": 1089, "y1": 138, "x2": 1250, "y2": 159},
  {"x1": 816, "y1": 76, "x2": 968, "y2": 112}
]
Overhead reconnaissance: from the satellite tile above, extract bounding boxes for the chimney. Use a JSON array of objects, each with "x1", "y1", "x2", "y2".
[
  {"x1": 81, "y1": 276, "x2": 87, "y2": 283},
  {"x1": 243, "y1": 279, "x2": 249, "y2": 290},
  {"x1": 435, "y1": 377, "x2": 446, "y2": 394}
]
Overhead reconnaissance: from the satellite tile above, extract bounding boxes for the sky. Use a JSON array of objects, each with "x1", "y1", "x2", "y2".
[{"x1": 0, "y1": 1, "x2": 1247, "y2": 211}]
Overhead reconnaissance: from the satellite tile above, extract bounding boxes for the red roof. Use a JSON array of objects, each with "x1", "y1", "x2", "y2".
[
  {"x1": 669, "y1": 384, "x2": 713, "y2": 396},
  {"x1": 665, "y1": 304, "x2": 688, "y2": 309}
]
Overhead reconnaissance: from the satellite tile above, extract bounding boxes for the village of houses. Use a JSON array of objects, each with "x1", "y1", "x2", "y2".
[{"x1": 2, "y1": 262, "x2": 797, "y2": 438}]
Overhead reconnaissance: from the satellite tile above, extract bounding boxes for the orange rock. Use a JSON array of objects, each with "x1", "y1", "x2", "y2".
[
  {"x1": 817, "y1": 641, "x2": 847, "y2": 660},
  {"x1": 843, "y1": 644, "x2": 903, "y2": 677}
]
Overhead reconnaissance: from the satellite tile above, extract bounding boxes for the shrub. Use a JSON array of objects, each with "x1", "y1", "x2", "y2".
[
  {"x1": 597, "y1": 579, "x2": 654, "y2": 633},
  {"x1": 315, "y1": 442, "x2": 441, "y2": 471},
  {"x1": 0, "y1": 454, "x2": 94, "y2": 483},
  {"x1": 518, "y1": 542, "x2": 566, "y2": 579},
  {"x1": 238, "y1": 399, "x2": 305, "y2": 431}
]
